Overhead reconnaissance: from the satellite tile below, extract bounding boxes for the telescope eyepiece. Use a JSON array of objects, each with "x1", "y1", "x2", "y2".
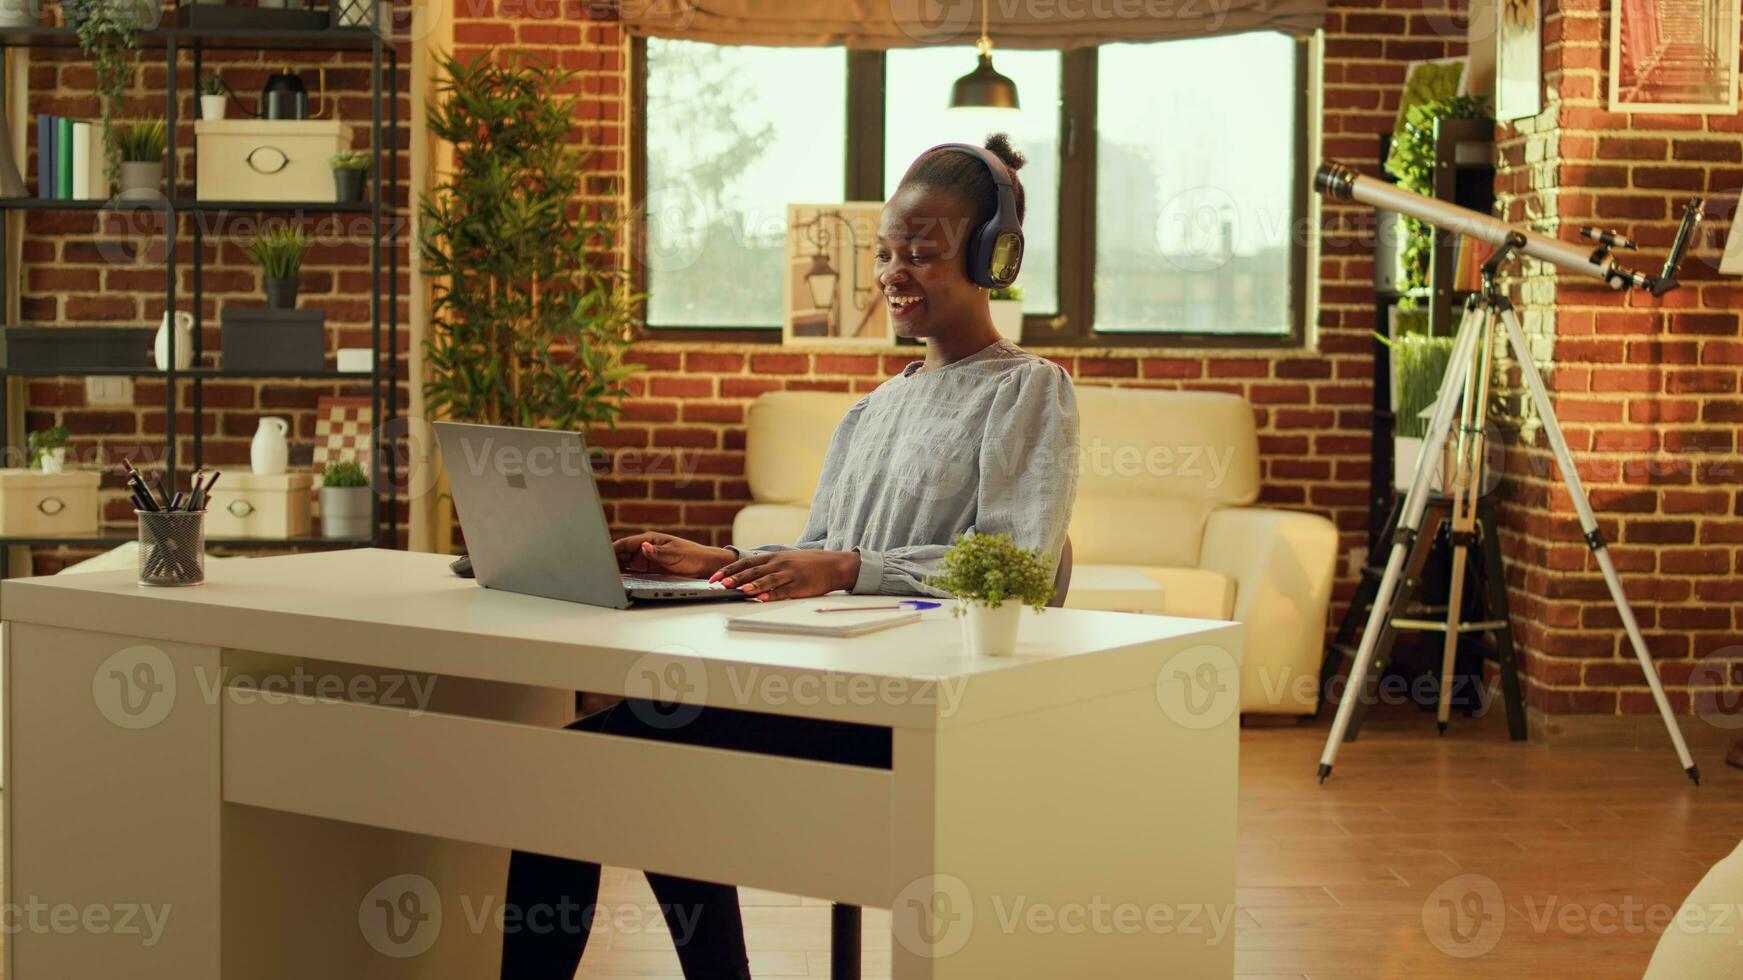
[{"x1": 1314, "y1": 162, "x2": 1358, "y2": 200}]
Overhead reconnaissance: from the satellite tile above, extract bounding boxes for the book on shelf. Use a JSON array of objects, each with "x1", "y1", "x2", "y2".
[
  {"x1": 36, "y1": 114, "x2": 54, "y2": 200},
  {"x1": 55, "y1": 117, "x2": 72, "y2": 199}
]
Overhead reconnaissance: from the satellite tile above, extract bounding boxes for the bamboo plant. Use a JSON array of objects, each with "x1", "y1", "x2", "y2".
[{"x1": 418, "y1": 54, "x2": 643, "y2": 430}]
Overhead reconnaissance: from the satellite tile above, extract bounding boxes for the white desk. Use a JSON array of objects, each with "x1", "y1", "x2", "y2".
[{"x1": 2, "y1": 548, "x2": 1241, "y2": 978}]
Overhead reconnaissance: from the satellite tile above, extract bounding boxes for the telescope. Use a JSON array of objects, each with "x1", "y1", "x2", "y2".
[{"x1": 1316, "y1": 161, "x2": 1703, "y2": 295}]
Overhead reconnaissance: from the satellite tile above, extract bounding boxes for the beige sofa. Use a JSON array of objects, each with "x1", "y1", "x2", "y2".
[{"x1": 733, "y1": 387, "x2": 1339, "y2": 715}]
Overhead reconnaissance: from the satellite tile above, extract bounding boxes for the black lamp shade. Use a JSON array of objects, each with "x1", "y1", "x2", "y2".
[{"x1": 950, "y1": 53, "x2": 1020, "y2": 110}]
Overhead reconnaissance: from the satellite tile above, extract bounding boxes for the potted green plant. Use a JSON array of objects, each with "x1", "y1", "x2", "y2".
[
  {"x1": 200, "y1": 74, "x2": 226, "y2": 121},
  {"x1": 247, "y1": 224, "x2": 313, "y2": 309},
  {"x1": 419, "y1": 54, "x2": 642, "y2": 432},
  {"x1": 114, "y1": 118, "x2": 166, "y2": 200},
  {"x1": 988, "y1": 284, "x2": 1022, "y2": 342},
  {"x1": 929, "y1": 532, "x2": 1055, "y2": 657},
  {"x1": 28, "y1": 424, "x2": 69, "y2": 474},
  {"x1": 1379, "y1": 326, "x2": 1454, "y2": 491},
  {"x1": 318, "y1": 459, "x2": 370, "y2": 540},
  {"x1": 71, "y1": 0, "x2": 156, "y2": 193},
  {"x1": 330, "y1": 150, "x2": 369, "y2": 203}
]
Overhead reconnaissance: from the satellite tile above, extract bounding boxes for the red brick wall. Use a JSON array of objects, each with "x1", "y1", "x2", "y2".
[
  {"x1": 1492, "y1": 0, "x2": 1742, "y2": 725},
  {"x1": 19, "y1": 18, "x2": 411, "y2": 573}
]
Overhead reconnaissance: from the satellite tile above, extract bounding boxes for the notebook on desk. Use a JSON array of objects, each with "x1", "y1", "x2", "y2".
[{"x1": 726, "y1": 603, "x2": 923, "y2": 638}]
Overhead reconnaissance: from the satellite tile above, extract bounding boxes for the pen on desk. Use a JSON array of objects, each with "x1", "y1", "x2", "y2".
[{"x1": 816, "y1": 601, "x2": 941, "y2": 613}]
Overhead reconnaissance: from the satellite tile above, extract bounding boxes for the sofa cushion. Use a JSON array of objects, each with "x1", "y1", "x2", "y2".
[
  {"x1": 1064, "y1": 563, "x2": 1236, "y2": 620},
  {"x1": 746, "y1": 391, "x2": 862, "y2": 506},
  {"x1": 732, "y1": 503, "x2": 809, "y2": 551},
  {"x1": 1069, "y1": 387, "x2": 1260, "y2": 569}
]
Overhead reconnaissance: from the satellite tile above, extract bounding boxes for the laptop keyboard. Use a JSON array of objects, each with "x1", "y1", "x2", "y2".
[{"x1": 621, "y1": 575, "x2": 726, "y2": 593}]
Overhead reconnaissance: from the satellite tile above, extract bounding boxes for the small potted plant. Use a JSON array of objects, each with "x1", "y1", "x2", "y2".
[
  {"x1": 200, "y1": 74, "x2": 226, "y2": 120},
  {"x1": 28, "y1": 424, "x2": 69, "y2": 474},
  {"x1": 330, "y1": 150, "x2": 370, "y2": 203},
  {"x1": 929, "y1": 532, "x2": 1054, "y2": 657},
  {"x1": 247, "y1": 224, "x2": 313, "y2": 309},
  {"x1": 988, "y1": 284, "x2": 1023, "y2": 342},
  {"x1": 114, "y1": 117, "x2": 166, "y2": 200},
  {"x1": 318, "y1": 459, "x2": 371, "y2": 540}
]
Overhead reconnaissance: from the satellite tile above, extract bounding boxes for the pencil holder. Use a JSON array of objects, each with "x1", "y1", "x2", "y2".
[{"x1": 137, "y1": 510, "x2": 207, "y2": 587}]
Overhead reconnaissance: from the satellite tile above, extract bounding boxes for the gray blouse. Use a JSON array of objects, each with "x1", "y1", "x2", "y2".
[{"x1": 741, "y1": 338, "x2": 1080, "y2": 596}]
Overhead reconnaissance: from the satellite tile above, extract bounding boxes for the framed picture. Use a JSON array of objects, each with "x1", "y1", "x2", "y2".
[
  {"x1": 1495, "y1": 0, "x2": 1542, "y2": 120},
  {"x1": 782, "y1": 202, "x2": 890, "y2": 346},
  {"x1": 1610, "y1": 0, "x2": 1741, "y2": 113}
]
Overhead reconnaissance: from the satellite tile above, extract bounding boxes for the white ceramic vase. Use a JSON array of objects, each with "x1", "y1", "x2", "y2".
[
  {"x1": 154, "y1": 310, "x2": 195, "y2": 370},
  {"x1": 960, "y1": 600, "x2": 1022, "y2": 657},
  {"x1": 251, "y1": 417, "x2": 289, "y2": 476},
  {"x1": 200, "y1": 95, "x2": 227, "y2": 121}
]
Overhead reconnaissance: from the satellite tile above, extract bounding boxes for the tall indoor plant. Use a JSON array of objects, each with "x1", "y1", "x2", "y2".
[{"x1": 419, "y1": 54, "x2": 642, "y2": 431}]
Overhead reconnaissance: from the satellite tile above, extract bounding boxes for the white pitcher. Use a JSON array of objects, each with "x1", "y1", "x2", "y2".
[
  {"x1": 154, "y1": 310, "x2": 195, "y2": 371},
  {"x1": 251, "y1": 417, "x2": 289, "y2": 476}
]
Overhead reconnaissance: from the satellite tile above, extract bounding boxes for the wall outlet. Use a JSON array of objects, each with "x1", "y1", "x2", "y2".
[{"x1": 85, "y1": 376, "x2": 134, "y2": 407}]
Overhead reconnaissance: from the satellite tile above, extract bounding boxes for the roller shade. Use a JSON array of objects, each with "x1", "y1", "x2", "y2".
[{"x1": 610, "y1": 0, "x2": 1328, "y2": 49}]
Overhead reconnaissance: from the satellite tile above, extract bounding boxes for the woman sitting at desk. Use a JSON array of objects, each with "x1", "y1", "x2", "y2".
[{"x1": 501, "y1": 134, "x2": 1079, "y2": 980}]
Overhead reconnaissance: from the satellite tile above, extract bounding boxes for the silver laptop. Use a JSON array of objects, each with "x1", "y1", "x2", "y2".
[{"x1": 434, "y1": 421, "x2": 749, "y2": 608}]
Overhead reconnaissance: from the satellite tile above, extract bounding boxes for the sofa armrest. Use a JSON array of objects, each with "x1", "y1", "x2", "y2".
[{"x1": 1199, "y1": 507, "x2": 1339, "y2": 715}]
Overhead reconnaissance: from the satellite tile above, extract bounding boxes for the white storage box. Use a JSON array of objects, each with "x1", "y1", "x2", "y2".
[
  {"x1": 204, "y1": 472, "x2": 312, "y2": 539},
  {"x1": 195, "y1": 119, "x2": 353, "y2": 202},
  {"x1": 0, "y1": 469, "x2": 99, "y2": 537}
]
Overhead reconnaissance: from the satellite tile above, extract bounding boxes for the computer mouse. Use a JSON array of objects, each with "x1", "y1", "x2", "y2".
[{"x1": 450, "y1": 554, "x2": 474, "y2": 579}]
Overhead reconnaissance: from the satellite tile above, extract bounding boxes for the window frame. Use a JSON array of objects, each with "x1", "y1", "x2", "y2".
[{"x1": 630, "y1": 36, "x2": 1315, "y2": 348}]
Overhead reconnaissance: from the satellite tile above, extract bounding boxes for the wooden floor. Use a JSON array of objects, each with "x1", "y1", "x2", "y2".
[{"x1": 574, "y1": 710, "x2": 1743, "y2": 980}]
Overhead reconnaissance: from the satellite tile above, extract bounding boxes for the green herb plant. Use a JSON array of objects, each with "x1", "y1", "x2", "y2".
[
  {"x1": 27, "y1": 424, "x2": 69, "y2": 468},
  {"x1": 246, "y1": 225, "x2": 314, "y2": 279},
  {"x1": 419, "y1": 54, "x2": 643, "y2": 430},
  {"x1": 74, "y1": 0, "x2": 155, "y2": 190},
  {"x1": 321, "y1": 459, "x2": 369, "y2": 488},
  {"x1": 928, "y1": 532, "x2": 1055, "y2": 612},
  {"x1": 1383, "y1": 94, "x2": 1490, "y2": 300},
  {"x1": 201, "y1": 73, "x2": 224, "y2": 96},
  {"x1": 330, "y1": 150, "x2": 371, "y2": 171},
  {"x1": 1376, "y1": 331, "x2": 1455, "y2": 439},
  {"x1": 114, "y1": 118, "x2": 166, "y2": 162}
]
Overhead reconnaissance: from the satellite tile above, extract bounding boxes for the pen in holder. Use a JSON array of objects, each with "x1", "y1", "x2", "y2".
[{"x1": 137, "y1": 509, "x2": 207, "y2": 587}]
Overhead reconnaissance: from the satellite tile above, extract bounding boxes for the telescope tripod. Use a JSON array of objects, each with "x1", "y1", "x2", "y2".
[{"x1": 1319, "y1": 243, "x2": 1699, "y2": 785}]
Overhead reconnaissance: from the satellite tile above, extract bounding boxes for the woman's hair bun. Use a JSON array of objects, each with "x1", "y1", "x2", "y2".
[{"x1": 984, "y1": 132, "x2": 1026, "y2": 172}]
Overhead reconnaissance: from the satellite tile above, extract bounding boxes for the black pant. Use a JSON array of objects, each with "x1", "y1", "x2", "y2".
[{"x1": 500, "y1": 698, "x2": 891, "y2": 980}]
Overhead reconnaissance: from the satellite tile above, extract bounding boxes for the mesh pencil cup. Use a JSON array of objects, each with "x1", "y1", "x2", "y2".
[{"x1": 137, "y1": 509, "x2": 207, "y2": 587}]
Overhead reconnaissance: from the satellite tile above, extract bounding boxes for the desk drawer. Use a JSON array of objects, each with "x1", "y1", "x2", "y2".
[{"x1": 221, "y1": 689, "x2": 895, "y2": 908}]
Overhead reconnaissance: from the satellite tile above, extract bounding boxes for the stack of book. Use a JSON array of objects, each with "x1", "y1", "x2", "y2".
[{"x1": 36, "y1": 116, "x2": 109, "y2": 200}]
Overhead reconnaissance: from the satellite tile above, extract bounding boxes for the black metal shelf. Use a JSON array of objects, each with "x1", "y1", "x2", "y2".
[
  {"x1": 0, "y1": 26, "x2": 386, "y2": 52},
  {"x1": 0, "y1": 196, "x2": 378, "y2": 213}
]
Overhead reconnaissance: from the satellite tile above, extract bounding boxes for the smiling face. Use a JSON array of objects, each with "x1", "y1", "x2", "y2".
[{"x1": 875, "y1": 183, "x2": 988, "y2": 340}]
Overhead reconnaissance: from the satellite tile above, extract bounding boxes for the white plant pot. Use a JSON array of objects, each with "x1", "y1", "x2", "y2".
[
  {"x1": 1394, "y1": 435, "x2": 1445, "y2": 493},
  {"x1": 200, "y1": 95, "x2": 227, "y2": 121},
  {"x1": 988, "y1": 299, "x2": 1023, "y2": 343},
  {"x1": 37, "y1": 447, "x2": 65, "y2": 474},
  {"x1": 959, "y1": 600, "x2": 1023, "y2": 657},
  {"x1": 319, "y1": 485, "x2": 372, "y2": 540}
]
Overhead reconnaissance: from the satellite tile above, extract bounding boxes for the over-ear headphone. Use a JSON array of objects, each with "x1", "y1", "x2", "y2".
[{"x1": 920, "y1": 142, "x2": 1024, "y2": 289}]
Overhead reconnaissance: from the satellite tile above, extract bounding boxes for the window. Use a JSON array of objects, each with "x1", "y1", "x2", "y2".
[
  {"x1": 635, "y1": 34, "x2": 1313, "y2": 346},
  {"x1": 643, "y1": 39, "x2": 847, "y2": 328}
]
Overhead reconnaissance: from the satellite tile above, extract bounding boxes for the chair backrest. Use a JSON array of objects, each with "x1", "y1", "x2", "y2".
[
  {"x1": 1069, "y1": 387, "x2": 1260, "y2": 568},
  {"x1": 1047, "y1": 536, "x2": 1073, "y2": 608}
]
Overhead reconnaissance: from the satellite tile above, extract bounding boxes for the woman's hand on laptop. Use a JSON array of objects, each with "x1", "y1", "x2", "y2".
[
  {"x1": 709, "y1": 550, "x2": 860, "y2": 601},
  {"x1": 612, "y1": 532, "x2": 735, "y2": 579}
]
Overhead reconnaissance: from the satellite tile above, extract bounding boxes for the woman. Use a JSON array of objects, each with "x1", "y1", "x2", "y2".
[{"x1": 501, "y1": 133, "x2": 1078, "y2": 979}]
